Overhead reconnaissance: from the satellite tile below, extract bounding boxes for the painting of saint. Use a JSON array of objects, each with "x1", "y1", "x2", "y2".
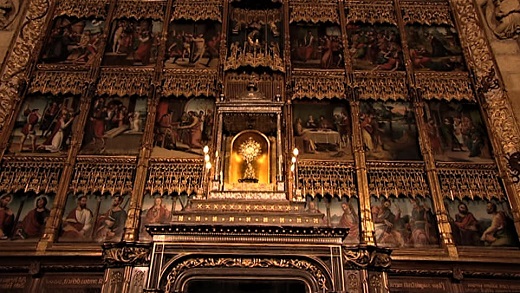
[
  {"x1": 139, "y1": 196, "x2": 173, "y2": 241},
  {"x1": 446, "y1": 199, "x2": 519, "y2": 247},
  {"x1": 371, "y1": 196, "x2": 439, "y2": 248},
  {"x1": 359, "y1": 101, "x2": 421, "y2": 161},
  {"x1": 292, "y1": 101, "x2": 353, "y2": 161},
  {"x1": 102, "y1": 19, "x2": 162, "y2": 66},
  {"x1": 13, "y1": 195, "x2": 52, "y2": 240},
  {"x1": 8, "y1": 95, "x2": 80, "y2": 155},
  {"x1": 346, "y1": 24, "x2": 404, "y2": 71},
  {"x1": 152, "y1": 97, "x2": 214, "y2": 158},
  {"x1": 290, "y1": 24, "x2": 343, "y2": 69},
  {"x1": 80, "y1": 96, "x2": 147, "y2": 155},
  {"x1": 406, "y1": 25, "x2": 465, "y2": 72},
  {"x1": 424, "y1": 100, "x2": 493, "y2": 162},
  {"x1": 329, "y1": 197, "x2": 360, "y2": 244},
  {"x1": 40, "y1": 17, "x2": 104, "y2": 65},
  {"x1": 165, "y1": 21, "x2": 221, "y2": 69}
]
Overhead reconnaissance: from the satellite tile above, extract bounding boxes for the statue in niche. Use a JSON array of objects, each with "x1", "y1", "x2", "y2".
[{"x1": 477, "y1": 0, "x2": 520, "y2": 39}]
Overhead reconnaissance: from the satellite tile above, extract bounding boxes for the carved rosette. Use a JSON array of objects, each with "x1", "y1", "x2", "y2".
[
  {"x1": 437, "y1": 163, "x2": 504, "y2": 201},
  {"x1": 114, "y1": 0, "x2": 166, "y2": 20},
  {"x1": 97, "y1": 69, "x2": 153, "y2": 97},
  {"x1": 366, "y1": 162, "x2": 430, "y2": 198},
  {"x1": 345, "y1": 1, "x2": 397, "y2": 25},
  {"x1": 70, "y1": 157, "x2": 137, "y2": 195},
  {"x1": 290, "y1": 0, "x2": 339, "y2": 23},
  {"x1": 292, "y1": 72, "x2": 345, "y2": 100},
  {"x1": 162, "y1": 70, "x2": 218, "y2": 98},
  {"x1": 103, "y1": 243, "x2": 151, "y2": 267},
  {"x1": 354, "y1": 72, "x2": 408, "y2": 101},
  {"x1": 415, "y1": 72, "x2": 474, "y2": 101},
  {"x1": 146, "y1": 160, "x2": 203, "y2": 195},
  {"x1": 401, "y1": 1, "x2": 453, "y2": 26},
  {"x1": 165, "y1": 257, "x2": 329, "y2": 293},
  {"x1": 0, "y1": 0, "x2": 51, "y2": 132},
  {"x1": 28, "y1": 71, "x2": 88, "y2": 95},
  {"x1": 0, "y1": 157, "x2": 63, "y2": 194},
  {"x1": 172, "y1": 0, "x2": 222, "y2": 22},
  {"x1": 342, "y1": 246, "x2": 392, "y2": 270},
  {"x1": 298, "y1": 161, "x2": 357, "y2": 198},
  {"x1": 54, "y1": 0, "x2": 108, "y2": 19}
]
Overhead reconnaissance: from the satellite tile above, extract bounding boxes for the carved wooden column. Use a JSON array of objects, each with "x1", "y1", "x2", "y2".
[
  {"x1": 102, "y1": 243, "x2": 151, "y2": 293},
  {"x1": 450, "y1": 0, "x2": 520, "y2": 238},
  {"x1": 343, "y1": 246, "x2": 391, "y2": 293}
]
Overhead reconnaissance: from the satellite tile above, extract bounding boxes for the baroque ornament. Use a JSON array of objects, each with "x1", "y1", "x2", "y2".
[
  {"x1": 342, "y1": 246, "x2": 391, "y2": 269},
  {"x1": 103, "y1": 246, "x2": 150, "y2": 266}
]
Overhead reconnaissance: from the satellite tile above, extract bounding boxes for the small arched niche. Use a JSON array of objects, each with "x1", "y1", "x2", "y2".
[{"x1": 227, "y1": 130, "x2": 271, "y2": 185}]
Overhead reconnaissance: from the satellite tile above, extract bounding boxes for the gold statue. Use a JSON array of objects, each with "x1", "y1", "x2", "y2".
[{"x1": 238, "y1": 137, "x2": 262, "y2": 183}]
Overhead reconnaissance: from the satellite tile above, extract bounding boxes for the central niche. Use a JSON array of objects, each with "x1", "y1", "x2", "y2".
[{"x1": 229, "y1": 130, "x2": 270, "y2": 184}]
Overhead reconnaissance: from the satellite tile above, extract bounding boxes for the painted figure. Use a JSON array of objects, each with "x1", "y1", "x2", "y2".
[
  {"x1": 94, "y1": 195, "x2": 127, "y2": 243},
  {"x1": 61, "y1": 195, "x2": 93, "y2": 241},
  {"x1": 450, "y1": 203, "x2": 480, "y2": 246},
  {"x1": 0, "y1": 194, "x2": 14, "y2": 240},
  {"x1": 16, "y1": 196, "x2": 51, "y2": 239}
]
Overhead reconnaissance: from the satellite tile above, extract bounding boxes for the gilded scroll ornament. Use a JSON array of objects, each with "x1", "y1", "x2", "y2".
[
  {"x1": 366, "y1": 162, "x2": 430, "y2": 198},
  {"x1": 28, "y1": 71, "x2": 88, "y2": 95},
  {"x1": 114, "y1": 0, "x2": 165, "y2": 21},
  {"x1": 290, "y1": 1, "x2": 339, "y2": 24},
  {"x1": 292, "y1": 72, "x2": 345, "y2": 100},
  {"x1": 0, "y1": 0, "x2": 50, "y2": 131},
  {"x1": 146, "y1": 160, "x2": 203, "y2": 195},
  {"x1": 437, "y1": 164, "x2": 504, "y2": 201},
  {"x1": 0, "y1": 158, "x2": 62, "y2": 194},
  {"x1": 162, "y1": 70, "x2": 217, "y2": 98},
  {"x1": 70, "y1": 158, "x2": 136, "y2": 195},
  {"x1": 401, "y1": 2, "x2": 453, "y2": 26},
  {"x1": 345, "y1": 2, "x2": 397, "y2": 25},
  {"x1": 354, "y1": 72, "x2": 407, "y2": 101},
  {"x1": 53, "y1": 0, "x2": 108, "y2": 19},
  {"x1": 342, "y1": 246, "x2": 391, "y2": 269},
  {"x1": 103, "y1": 245, "x2": 150, "y2": 266},
  {"x1": 165, "y1": 257, "x2": 329, "y2": 292},
  {"x1": 172, "y1": 0, "x2": 221, "y2": 22},
  {"x1": 224, "y1": 43, "x2": 284, "y2": 72},
  {"x1": 477, "y1": 0, "x2": 520, "y2": 39},
  {"x1": 297, "y1": 161, "x2": 357, "y2": 198},
  {"x1": 96, "y1": 69, "x2": 152, "y2": 97},
  {"x1": 415, "y1": 73, "x2": 474, "y2": 101}
]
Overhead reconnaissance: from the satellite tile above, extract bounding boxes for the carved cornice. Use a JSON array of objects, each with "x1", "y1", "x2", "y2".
[
  {"x1": 354, "y1": 72, "x2": 408, "y2": 101},
  {"x1": 172, "y1": 0, "x2": 222, "y2": 22},
  {"x1": 28, "y1": 71, "x2": 88, "y2": 95},
  {"x1": 0, "y1": 159, "x2": 63, "y2": 194},
  {"x1": 70, "y1": 159, "x2": 136, "y2": 195},
  {"x1": 54, "y1": 0, "x2": 108, "y2": 19},
  {"x1": 75, "y1": 156, "x2": 137, "y2": 164},
  {"x1": 437, "y1": 167, "x2": 504, "y2": 201},
  {"x1": 230, "y1": 8, "x2": 281, "y2": 26},
  {"x1": 366, "y1": 162, "x2": 429, "y2": 198},
  {"x1": 415, "y1": 72, "x2": 474, "y2": 101},
  {"x1": 292, "y1": 71, "x2": 345, "y2": 100},
  {"x1": 146, "y1": 161, "x2": 203, "y2": 195},
  {"x1": 298, "y1": 161, "x2": 357, "y2": 198},
  {"x1": 345, "y1": 1, "x2": 397, "y2": 25},
  {"x1": 0, "y1": 0, "x2": 50, "y2": 131},
  {"x1": 289, "y1": 0, "x2": 339, "y2": 23},
  {"x1": 342, "y1": 245, "x2": 392, "y2": 270},
  {"x1": 114, "y1": 0, "x2": 166, "y2": 21},
  {"x1": 97, "y1": 69, "x2": 153, "y2": 97},
  {"x1": 401, "y1": 1, "x2": 453, "y2": 26},
  {"x1": 103, "y1": 243, "x2": 151, "y2": 267},
  {"x1": 162, "y1": 70, "x2": 218, "y2": 98}
]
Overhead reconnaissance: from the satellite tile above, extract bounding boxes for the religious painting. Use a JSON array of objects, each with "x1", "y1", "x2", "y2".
[
  {"x1": 139, "y1": 195, "x2": 190, "y2": 241},
  {"x1": 152, "y1": 97, "x2": 214, "y2": 158},
  {"x1": 292, "y1": 101, "x2": 353, "y2": 161},
  {"x1": 80, "y1": 96, "x2": 147, "y2": 155},
  {"x1": 165, "y1": 20, "x2": 221, "y2": 69},
  {"x1": 346, "y1": 24, "x2": 404, "y2": 71},
  {"x1": 40, "y1": 17, "x2": 105, "y2": 65},
  {"x1": 102, "y1": 18, "x2": 162, "y2": 66},
  {"x1": 0, "y1": 192, "x2": 54, "y2": 241},
  {"x1": 359, "y1": 101, "x2": 421, "y2": 161},
  {"x1": 371, "y1": 196, "x2": 440, "y2": 248},
  {"x1": 329, "y1": 197, "x2": 360, "y2": 244},
  {"x1": 8, "y1": 94, "x2": 80, "y2": 155},
  {"x1": 290, "y1": 24, "x2": 344, "y2": 69},
  {"x1": 424, "y1": 100, "x2": 493, "y2": 162},
  {"x1": 406, "y1": 25, "x2": 465, "y2": 72},
  {"x1": 445, "y1": 199, "x2": 519, "y2": 247},
  {"x1": 59, "y1": 193, "x2": 129, "y2": 243}
]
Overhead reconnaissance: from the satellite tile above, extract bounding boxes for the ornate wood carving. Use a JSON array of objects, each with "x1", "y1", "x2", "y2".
[
  {"x1": 146, "y1": 160, "x2": 203, "y2": 195},
  {"x1": 103, "y1": 243, "x2": 151, "y2": 267},
  {"x1": 28, "y1": 70, "x2": 88, "y2": 95},
  {"x1": 297, "y1": 161, "x2": 357, "y2": 198},
  {"x1": 224, "y1": 72, "x2": 283, "y2": 101},
  {"x1": 415, "y1": 72, "x2": 474, "y2": 101},
  {"x1": 366, "y1": 162, "x2": 430, "y2": 197},
  {"x1": 342, "y1": 246, "x2": 392, "y2": 269},
  {"x1": 96, "y1": 69, "x2": 153, "y2": 97},
  {"x1": 0, "y1": 157, "x2": 63, "y2": 194},
  {"x1": 354, "y1": 72, "x2": 408, "y2": 101},
  {"x1": 54, "y1": 0, "x2": 108, "y2": 19},
  {"x1": 401, "y1": 1, "x2": 453, "y2": 26},
  {"x1": 172, "y1": 0, "x2": 222, "y2": 22},
  {"x1": 114, "y1": 0, "x2": 166, "y2": 21},
  {"x1": 345, "y1": 1, "x2": 397, "y2": 25},
  {"x1": 162, "y1": 70, "x2": 217, "y2": 98},
  {"x1": 292, "y1": 71, "x2": 345, "y2": 100},
  {"x1": 290, "y1": 0, "x2": 339, "y2": 24}
]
